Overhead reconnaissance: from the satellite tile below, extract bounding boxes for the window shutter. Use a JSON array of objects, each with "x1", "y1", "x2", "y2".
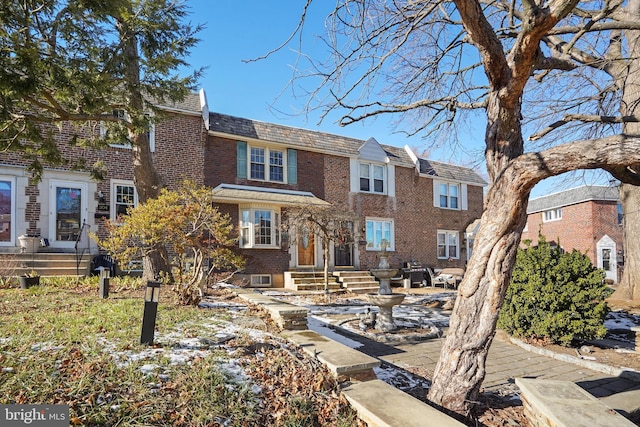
[
  {"x1": 287, "y1": 149, "x2": 297, "y2": 184},
  {"x1": 350, "y1": 159, "x2": 360, "y2": 192},
  {"x1": 433, "y1": 180, "x2": 439, "y2": 207},
  {"x1": 387, "y1": 165, "x2": 395, "y2": 197},
  {"x1": 237, "y1": 141, "x2": 247, "y2": 178},
  {"x1": 461, "y1": 184, "x2": 468, "y2": 210}
]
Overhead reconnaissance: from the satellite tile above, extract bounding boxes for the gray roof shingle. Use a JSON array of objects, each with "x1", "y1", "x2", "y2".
[
  {"x1": 418, "y1": 158, "x2": 487, "y2": 185},
  {"x1": 527, "y1": 185, "x2": 619, "y2": 213},
  {"x1": 155, "y1": 92, "x2": 202, "y2": 113},
  {"x1": 208, "y1": 111, "x2": 486, "y2": 185},
  {"x1": 208, "y1": 112, "x2": 415, "y2": 165}
]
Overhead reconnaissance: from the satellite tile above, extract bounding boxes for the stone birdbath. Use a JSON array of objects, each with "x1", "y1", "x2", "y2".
[{"x1": 367, "y1": 241, "x2": 405, "y2": 332}]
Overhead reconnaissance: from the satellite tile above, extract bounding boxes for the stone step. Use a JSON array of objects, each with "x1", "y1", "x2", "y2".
[
  {"x1": 1, "y1": 252, "x2": 93, "y2": 277},
  {"x1": 336, "y1": 275, "x2": 378, "y2": 283},
  {"x1": 295, "y1": 283, "x2": 342, "y2": 292},
  {"x1": 515, "y1": 378, "x2": 636, "y2": 427},
  {"x1": 343, "y1": 281, "x2": 379, "y2": 288},
  {"x1": 281, "y1": 329, "x2": 379, "y2": 381},
  {"x1": 342, "y1": 380, "x2": 466, "y2": 427},
  {"x1": 235, "y1": 291, "x2": 309, "y2": 330},
  {"x1": 333, "y1": 271, "x2": 373, "y2": 278}
]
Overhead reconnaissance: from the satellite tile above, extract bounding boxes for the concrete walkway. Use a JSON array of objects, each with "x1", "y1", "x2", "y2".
[{"x1": 310, "y1": 320, "x2": 640, "y2": 417}]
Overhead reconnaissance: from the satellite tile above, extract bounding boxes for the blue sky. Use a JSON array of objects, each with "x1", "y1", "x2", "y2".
[{"x1": 184, "y1": 0, "x2": 610, "y2": 198}]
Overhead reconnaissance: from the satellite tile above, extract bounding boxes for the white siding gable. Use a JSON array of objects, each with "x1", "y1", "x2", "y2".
[{"x1": 358, "y1": 137, "x2": 389, "y2": 163}]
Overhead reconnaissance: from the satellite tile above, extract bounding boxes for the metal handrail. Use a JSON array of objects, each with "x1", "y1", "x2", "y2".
[{"x1": 74, "y1": 221, "x2": 90, "y2": 276}]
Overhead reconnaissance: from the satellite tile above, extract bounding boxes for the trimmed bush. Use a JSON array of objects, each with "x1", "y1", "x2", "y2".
[{"x1": 498, "y1": 235, "x2": 610, "y2": 346}]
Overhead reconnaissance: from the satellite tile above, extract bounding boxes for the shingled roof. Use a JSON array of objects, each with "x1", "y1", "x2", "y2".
[
  {"x1": 527, "y1": 185, "x2": 619, "y2": 213},
  {"x1": 155, "y1": 92, "x2": 202, "y2": 114},
  {"x1": 208, "y1": 112, "x2": 415, "y2": 166},
  {"x1": 418, "y1": 158, "x2": 487, "y2": 186}
]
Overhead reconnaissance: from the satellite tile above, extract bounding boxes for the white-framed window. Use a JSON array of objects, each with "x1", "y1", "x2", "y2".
[
  {"x1": 359, "y1": 162, "x2": 386, "y2": 194},
  {"x1": 111, "y1": 180, "x2": 138, "y2": 221},
  {"x1": 437, "y1": 230, "x2": 459, "y2": 259},
  {"x1": 251, "y1": 275, "x2": 272, "y2": 287},
  {"x1": 249, "y1": 146, "x2": 285, "y2": 183},
  {"x1": 617, "y1": 202, "x2": 623, "y2": 225},
  {"x1": 239, "y1": 206, "x2": 281, "y2": 249},
  {"x1": 438, "y1": 182, "x2": 459, "y2": 209},
  {"x1": 542, "y1": 208, "x2": 562, "y2": 222},
  {"x1": 365, "y1": 218, "x2": 394, "y2": 251},
  {"x1": 433, "y1": 180, "x2": 467, "y2": 210},
  {"x1": 100, "y1": 110, "x2": 155, "y2": 151}
]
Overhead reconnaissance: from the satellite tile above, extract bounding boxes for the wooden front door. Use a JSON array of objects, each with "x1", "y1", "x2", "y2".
[{"x1": 297, "y1": 227, "x2": 315, "y2": 267}]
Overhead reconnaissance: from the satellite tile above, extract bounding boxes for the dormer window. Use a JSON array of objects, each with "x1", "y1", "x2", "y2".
[{"x1": 359, "y1": 162, "x2": 386, "y2": 194}]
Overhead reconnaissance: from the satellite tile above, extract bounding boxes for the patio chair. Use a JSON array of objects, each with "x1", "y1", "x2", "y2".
[{"x1": 426, "y1": 267, "x2": 457, "y2": 289}]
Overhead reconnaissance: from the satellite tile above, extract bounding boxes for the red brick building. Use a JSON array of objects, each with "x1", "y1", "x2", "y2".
[
  {"x1": 204, "y1": 104, "x2": 486, "y2": 287},
  {"x1": 1, "y1": 90, "x2": 486, "y2": 286},
  {"x1": 521, "y1": 185, "x2": 622, "y2": 283},
  {"x1": 0, "y1": 92, "x2": 205, "y2": 254}
]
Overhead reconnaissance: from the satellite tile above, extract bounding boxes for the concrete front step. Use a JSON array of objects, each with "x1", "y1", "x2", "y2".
[
  {"x1": 295, "y1": 283, "x2": 342, "y2": 292},
  {"x1": 516, "y1": 378, "x2": 636, "y2": 427},
  {"x1": 342, "y1": 380, "x2": 466, "y2": 427},
  {"x1": 1, "y1": 252, "x2": 92, "y2": 277},
  {"x1": 281, "y1": 329, "x2": 379, "y2": 381}
]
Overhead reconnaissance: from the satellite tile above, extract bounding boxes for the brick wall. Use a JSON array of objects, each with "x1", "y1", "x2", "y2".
[
  {"x1": 205, "y1": 135, "x2": 325, "y2": 197},
  {"x1": 1, "y1": 113, "x2": 205, "y2": 238},
  {"x1": 324, "y1": 155, "x2": 484, "y2": 271},
  {"x1": 521, "y1": 200, "x2": 622, "y2": 265}
]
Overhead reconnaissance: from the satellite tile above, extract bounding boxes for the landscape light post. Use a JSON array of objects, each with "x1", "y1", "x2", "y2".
[
  {"x1": 98, "y1": 266, "x2": 110, "y2": 299},
  {"x1": 140, "y1": 281, "x2": 160, "y2": 345}
]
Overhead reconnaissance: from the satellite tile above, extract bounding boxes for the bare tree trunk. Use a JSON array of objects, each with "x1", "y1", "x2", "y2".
[
  {"x1": 429, "y1": 93, "x2": 529, "y2": 414},
  {"x1": 614, "y1": 184, "x2": 640, "y2": 300},
  {"x1": 613, "y1": 2, "x2": 640, "y2": 300}
]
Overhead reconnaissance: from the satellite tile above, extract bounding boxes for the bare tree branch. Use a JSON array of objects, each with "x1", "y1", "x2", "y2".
[{"x1": 529, "y1": 113, "x2": 640, "y2": 140}]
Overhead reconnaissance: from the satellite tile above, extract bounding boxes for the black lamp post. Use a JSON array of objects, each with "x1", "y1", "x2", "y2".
[
  {"x1": 140, "y1": 281, "x2": 160, "y2": 345},
  {"x1": 98, "y1": 266, "x2": 110, "y2": 298}
]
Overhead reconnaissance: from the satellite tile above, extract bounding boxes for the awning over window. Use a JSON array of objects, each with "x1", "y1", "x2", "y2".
[{"x1": 211, "y1": 184, "x2": 330, "y2": 207}]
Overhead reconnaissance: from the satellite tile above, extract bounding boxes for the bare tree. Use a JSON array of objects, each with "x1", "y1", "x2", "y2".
[
  {"x1": 285, "y1": 204, "x2": 359, "y2": 297},
  {"x1": 280, "y1": 0, "x2": 640, "y2": 414}
]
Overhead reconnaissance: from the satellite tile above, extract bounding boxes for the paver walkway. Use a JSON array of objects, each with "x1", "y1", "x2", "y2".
[{"x1": 310, "y1": 320, "x2": 640, "y2": 403}]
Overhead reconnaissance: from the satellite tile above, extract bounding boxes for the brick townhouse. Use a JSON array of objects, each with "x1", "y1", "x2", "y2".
[
  {"x1": 204, "y1": 104, "x2": 486, "y2": 287},
  {"x1": 521, "y1": 185, "x2": 622, "y2": 283},
  {"x1": 1, "y1": 89, "x2": 486, "y2": 286},
  {"x1": 0, "y1": 92, "x2": 205, "y2": 255}
]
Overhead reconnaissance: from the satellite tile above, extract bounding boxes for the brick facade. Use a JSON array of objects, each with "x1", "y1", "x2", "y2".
[
  {"x1": 521, "y1": 190, "x2": 622, "y2": 282},
  {"x1": 0, "y1": 105, "x2": 205, "y2": 248},
  {"x1": 1, "y1": 97, "x2": 486, "y2": 287},
  {"x1": 207, "y1": 129, "x2": 486, "y2": 282}
]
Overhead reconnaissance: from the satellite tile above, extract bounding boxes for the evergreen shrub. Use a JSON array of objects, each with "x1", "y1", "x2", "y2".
[{"x1": 497, "y1": 235, "x2": 610, "y2": 346}]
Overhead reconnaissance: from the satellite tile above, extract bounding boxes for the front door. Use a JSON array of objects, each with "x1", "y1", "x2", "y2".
[
  {"x1": 0, "y1": 177, "x2": 15, "y2": 246},
  {"x1": 297, "y1": 226, "x2": 315, "y2": 267},
  {"x1": 596, "y1": 235, "x2": 617, "y2": 283},
  {"x1": 49, "y1": 180, "x2": 88, "y2": 248},
  {"x1": 334, "y1": 221, "x2": 354, "y2": 267}
]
